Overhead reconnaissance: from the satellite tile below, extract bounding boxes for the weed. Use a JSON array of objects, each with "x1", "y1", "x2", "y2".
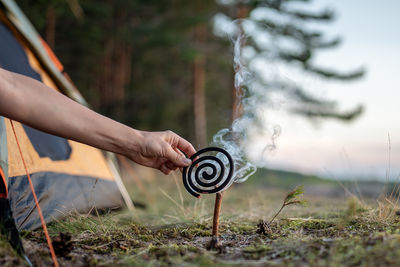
[{"x1": 257, "y1": 185, "x2": 306, "y2": 235}]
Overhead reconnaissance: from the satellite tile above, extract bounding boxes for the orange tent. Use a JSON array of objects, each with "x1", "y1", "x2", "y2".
[{"x1": 0, "y1": 0, "x2": 133, "y2": 231}]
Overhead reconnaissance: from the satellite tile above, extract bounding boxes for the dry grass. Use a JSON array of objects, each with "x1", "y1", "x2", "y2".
[{"x1": 2, "y1": 164, "x2": 400, "y2": 266}]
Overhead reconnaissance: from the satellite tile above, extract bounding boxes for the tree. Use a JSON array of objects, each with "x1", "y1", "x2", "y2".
[
  {"x1": 215, "y1": 0, "x2": 365, "y2": 122},
  {"x1": 16, "y1": 0, "x2": 364, "y2": 147}
]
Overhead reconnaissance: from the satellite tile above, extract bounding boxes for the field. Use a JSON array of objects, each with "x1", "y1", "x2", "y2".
[{"x1": 2, "y1": 167, "x2": 400, "y2": 266}]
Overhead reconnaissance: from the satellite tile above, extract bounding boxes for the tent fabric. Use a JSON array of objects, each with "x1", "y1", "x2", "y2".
[
  {"x1": 0, "y1": 117, "x2": 7, "y2": 198},
  {"x1": 0, "y1": 2, "x2": 128, "y2": 230},
  {"x1": 0, "y1": 0, "x2": 88, "y2": 105},
  {"x1": 9, "y1": 172, "x2": 123, "y2": 230},
  {"x1": 0, "y1": 167, "x2": 6, "y2": 198},
  {"x1": 0, "y1": 117, "x2": 7, "y2": 178},
  {"x1": 0, "y1": 22, "x2": 72, "y2": 161},
  {"x1": 0, "y1": 22, "x2": 41, "y2": 81},
  {"x1": 4, "y1": 120, "x2": 116, "y2": 179},
  {"x1": 21, "y1": 125, "x2": 72, "y2": 161}
]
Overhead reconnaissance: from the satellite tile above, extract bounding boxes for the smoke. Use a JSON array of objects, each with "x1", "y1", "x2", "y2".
[{"x1": 212, "y1": 19, "x2": 281, "y2": 185}]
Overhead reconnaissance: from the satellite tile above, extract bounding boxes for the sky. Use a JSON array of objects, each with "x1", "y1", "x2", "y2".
[{"x1": 251, "y1": 0, "x2": 400, "y2": 181}]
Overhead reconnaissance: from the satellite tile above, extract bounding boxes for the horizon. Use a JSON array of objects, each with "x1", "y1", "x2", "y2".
[{"x1": 248, "y1": 0, "x2": 400, "y2": 181}]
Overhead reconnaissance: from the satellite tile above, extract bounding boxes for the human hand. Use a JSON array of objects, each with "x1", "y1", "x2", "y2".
[
  {"x1": 0, "y1": 68, "x2": 194, "y2": 175},
  {"x1": 126, "y1": 130, "x2": 196, "y2": 175}
]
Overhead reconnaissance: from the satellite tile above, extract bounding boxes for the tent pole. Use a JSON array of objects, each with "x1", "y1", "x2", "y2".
[{"x1": 106, "y1": 152, "x2": 135, "y2": 211}]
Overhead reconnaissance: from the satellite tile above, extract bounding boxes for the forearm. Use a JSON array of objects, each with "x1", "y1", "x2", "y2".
[{"x1": 0, "y1": 68, "x2": 142, "y2": 156}]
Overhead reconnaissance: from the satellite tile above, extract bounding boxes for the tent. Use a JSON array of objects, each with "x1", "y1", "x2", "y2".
[{"x1": 0, "y1": 0, "x2": 133, "y2": 236}]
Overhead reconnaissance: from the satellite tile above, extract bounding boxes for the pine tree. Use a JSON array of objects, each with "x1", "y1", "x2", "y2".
[
  {"x1": 215, "y1": 0, "x2": 365, "y2": 121},
  {"x1": 16, "y1": 0, "x2": 365, "y2": 145}
]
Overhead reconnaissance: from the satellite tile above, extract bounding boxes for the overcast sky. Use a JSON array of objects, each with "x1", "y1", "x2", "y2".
[{"x1": 253, "y1": 0, "x2": 400, "y2": 181}]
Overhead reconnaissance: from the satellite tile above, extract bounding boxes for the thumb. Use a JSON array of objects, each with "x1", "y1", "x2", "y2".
[{"x1": 165, "y1": 146, "x2": 192, "y2": 167}]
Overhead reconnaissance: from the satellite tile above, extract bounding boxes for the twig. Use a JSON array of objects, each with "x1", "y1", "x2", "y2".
[
  {"x1": 207, "y1": 192, "x2": 224, "y2": 250},
  {"x1": 268, "y1": 204, "x2": 285, "y2": 225},
  {"x1": 212, "y1": 192, "x2": 224, "y2": 237}
]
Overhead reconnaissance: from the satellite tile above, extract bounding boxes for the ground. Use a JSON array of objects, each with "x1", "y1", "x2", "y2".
[{"x1": 1, "y1": 168, "x2": 400, "y2": 266}]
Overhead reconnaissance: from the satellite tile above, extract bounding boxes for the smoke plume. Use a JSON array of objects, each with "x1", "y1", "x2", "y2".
[{"x1": 212, "y1": 19, "x2": 281, "y2": 186}]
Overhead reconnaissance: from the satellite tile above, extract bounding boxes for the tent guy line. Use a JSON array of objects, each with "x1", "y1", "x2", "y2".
[{"x1": 10, "y1": 119, "x2": 58, "y2": 267}]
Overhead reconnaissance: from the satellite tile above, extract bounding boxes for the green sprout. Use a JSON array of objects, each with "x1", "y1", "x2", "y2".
[{"x1": 257, "y1": 185, "x2": 307, "y2": 235}]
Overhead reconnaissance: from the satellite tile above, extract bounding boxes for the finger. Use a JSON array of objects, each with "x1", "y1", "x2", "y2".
[
  {"x1": 165, "y1": 146, "x2": 192, "y2": 167},
  {"x1": 160, "y1": 164, "x2": 172, "y2": 175},
  {"x1": 174, "y1": 147, "x2": 193, "y2": 163},
  {"x1": 130, "y1": 155, "x2": 157, "y2": 169},
  {"x1": 133, "y1": 154, "x2": 166, "y2": 170},
  {"x1": 173, "y1": 149, "x2": 189, "y2": 172},
  {"x1": 165, "y1": 161, "x2": 178, "y2": 171},
  {"x1": 174, "y1": 147, "x2": 185, "y2": 157},
  {"x1": 175, "y1": 135, "x2": 196, "y2": 158}
]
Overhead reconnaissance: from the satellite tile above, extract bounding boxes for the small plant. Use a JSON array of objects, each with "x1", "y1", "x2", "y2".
[{"x1": 257, "y1": 185, "x2": 307, "y2": 235}]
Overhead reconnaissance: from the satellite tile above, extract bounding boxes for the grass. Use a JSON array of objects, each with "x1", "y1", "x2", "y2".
[{"x1": 3, "y1": 166, "x2": 400, "y2": 266}]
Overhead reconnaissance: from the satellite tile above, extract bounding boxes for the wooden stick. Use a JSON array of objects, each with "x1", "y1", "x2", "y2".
[{"x1": 212, "y1": 192, "x2": 224, "y2": 237}]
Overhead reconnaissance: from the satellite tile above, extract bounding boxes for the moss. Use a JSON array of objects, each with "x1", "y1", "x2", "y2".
[
  {"x1": 5, "y1": 185, "x2": 400, "y2": 266},
  {"x1": 280, "y1": 218, "x2": 335, "y2": 231},
  {"x1": 227, "y1": 223, "x2": 255, "y2": 234},
  {"x1": 145, "y1": 244, "x2": 205, "y2": 265},
  {"x1": 153, "y1": 226, "x2": 179, "y2": 239},
  {"x1": 138, "y1": 234, "x2": 154, "y2": 241},
  {"x1": 243, "y1": 243, "x2": 272, "y2": 260},
  {"x1": 130, "y1": 223, "x2": 152, "y2": 235},
  {"x1": 180, "y1": 223, "x2": 212, "y2": 238}
]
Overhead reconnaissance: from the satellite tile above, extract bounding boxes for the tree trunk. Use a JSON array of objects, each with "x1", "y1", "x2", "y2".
[
  {"x1": 96, "y1": 8, "x2": 132, "y2": 121},
  {"x1": 113, "y1": 42, "x2": 132, "y2": 119},
  {"x1": 193, "y1": 24, "x2": 207, "y2": 147},
  {"x1": 231, "y1": 4, "x2": 249, "y2": 123},
  {"x1": 46, "y1": 6, "x2": 56, "y2": 49}
]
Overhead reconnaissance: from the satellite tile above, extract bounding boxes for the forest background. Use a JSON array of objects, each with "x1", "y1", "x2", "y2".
[{"x1": 16, "y1": 0, "x2": 364, "y2": 168}]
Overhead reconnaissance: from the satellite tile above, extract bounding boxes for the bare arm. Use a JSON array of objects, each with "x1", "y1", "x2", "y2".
[{"x1": 0, "y1": 68, "x2": 195, "y2": 174}]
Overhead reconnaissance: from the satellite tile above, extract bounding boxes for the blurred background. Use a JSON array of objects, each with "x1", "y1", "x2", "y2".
[{"x1": 16, "y1": 0, "x2": 400, "y2": 184}]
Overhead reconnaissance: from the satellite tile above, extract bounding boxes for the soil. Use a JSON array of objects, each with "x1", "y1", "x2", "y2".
[{"x1": 2, "y1": 179, "x2": 400, "y2": 266}]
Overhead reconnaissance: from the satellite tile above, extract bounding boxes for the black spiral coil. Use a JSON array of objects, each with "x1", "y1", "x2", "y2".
[{"x1": 182, "y1": 147, "x2": 234, "y2": 198}]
